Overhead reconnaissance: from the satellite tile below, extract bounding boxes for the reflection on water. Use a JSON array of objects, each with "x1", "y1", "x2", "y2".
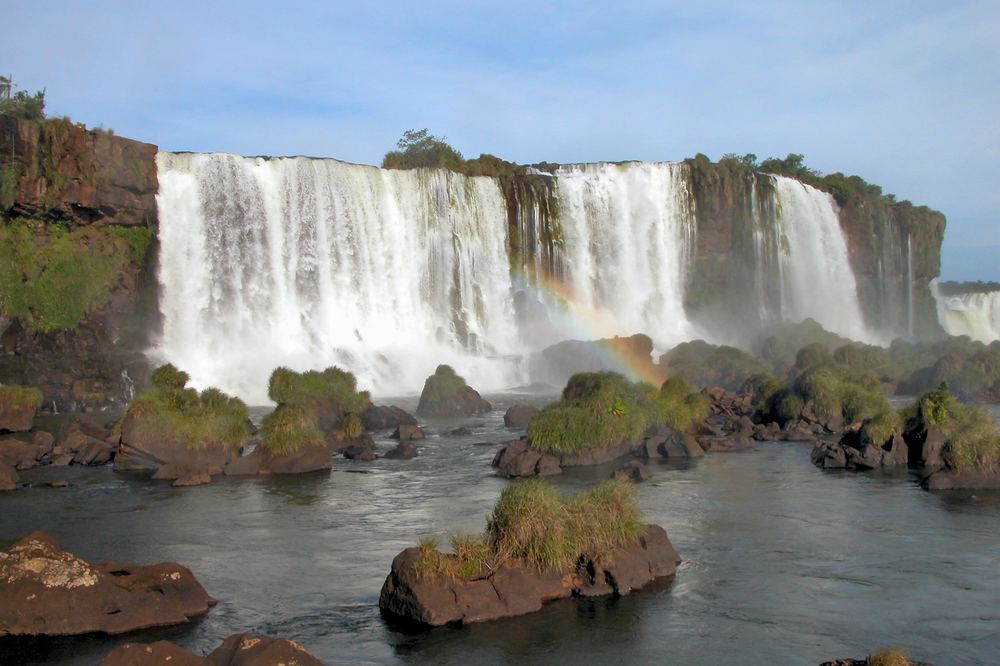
[{"x1": 2, "y1": 395, "x2": 999, "y2": 665}]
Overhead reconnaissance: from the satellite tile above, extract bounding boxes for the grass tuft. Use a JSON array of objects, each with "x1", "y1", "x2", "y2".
[
  {"x1": 867, "y1": 649, "x2": 911, "y2": 666},
  {"x1": 912, "y1": 383, "x2": 1000, "y2": 471},
  {"x1": 0, "y1": 383, "x2": 44, "y2": 410},
  {"x1": 267, "y1": 366, "x2": 370, "y2": 413},
  {"x1": 259, "y1": 404, "x2": 325, "y2": 454}
]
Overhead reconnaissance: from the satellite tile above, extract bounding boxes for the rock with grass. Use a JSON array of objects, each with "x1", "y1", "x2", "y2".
[
  {"x1": 379, "y1": 479, "x2": 679, "y2": 626},
  {"x1": 0, "y1": 383, "x2": 43, "y2": 433},
  {"x1": 416, "y1": 365, "x2": 491, "y2": 418},
  {"x1": 0, "y1": 531, "x2": 215, "y2": 636},
  {"x1": 504, "y1": 404, "x2": 540, "y2": 429},
  {"x1": 495, "y1": 373, "x2": 709, "y2": 477},
  {"x1": 812, "y1": 411, "x2": 907, "y2": 471},
  {"x1": 268, "y1": 366, "x2": 371, "y2": 438},
  {"x1": 392, "y1": 424, "x2": 425, "y2": 440},
  {"x1": 226, "y1": 404, "x2": 332, "y2": 476},
  {"x1": 100, "y1": 633, "x2": 324, "y2": 665},
  {"x1": 115, "y1": 364, "x2": 252, "y2": 481},
  {"x1": 904, "y1": 384, "x2": 1000, "y2": 490}
]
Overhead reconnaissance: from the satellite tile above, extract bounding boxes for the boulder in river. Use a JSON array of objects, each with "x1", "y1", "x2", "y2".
[
  {"x1": 362, "y1": 404, "x2": 417, "y2": 431},
  {"x1": 101, "y1": 633, "x2": 324, "y2": 666},
  {"x1": 416, "y1": 365, "x2": 491, "y2": 418},
  {"x1": 503, "y1": 404, "x2": 540, "y2": 429},
  {"x1": 384, "y1": 440, "x2": 418, "y2": 460},
  {"x1": 0, "y1": 461, "x2": 18, "y2": 491},
  {"x1": 392, "y1": 424, "x2": 426, "y2": 440},
  {"x1": 0, "y1": 384, "x2": 42, "y2": 433},
  {"x1": 0, "y1": 531, "x2": 215, "y2": 636}
]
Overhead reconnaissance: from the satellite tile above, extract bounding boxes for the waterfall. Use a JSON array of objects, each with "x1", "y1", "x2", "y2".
[
  {"x1": 155, "y1": 153, "x2": 521, "y2": 403},
  {"x1": 770, "y1": 176, "x2": 875, "y2": 343},
  {"x1": 935, "y1": 287, "x2": 1000, "y2": 343},
  {"x1": 154, "y1": 155, "x2": 880, "y2": 403},
  {"x1": 542, "y1": 162, "x2": 696, "y2": 344}
]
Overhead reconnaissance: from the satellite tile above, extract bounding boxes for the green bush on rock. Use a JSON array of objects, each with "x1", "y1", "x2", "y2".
[
  {"x1": 0, "y1": 383, "x2": 44, "y2": 410},
  {"x1": 527, "y1": 372, "x2": 708, "y2": 456},
  {"x1": 259, "y1": 404, "x2": 325, "y2": 455},
  {"x1": 415, "y1": 478, "x2": 645, "y2": 577},
  {"x1": 915, "y1": 383, "x2": 1000, "y2": 471},
  {"x1": 267, "y1": 366, "x2": 370, "y2": 413},
  {"x1": 125, "y1": 364, "x2": 250, "y2": 451}
]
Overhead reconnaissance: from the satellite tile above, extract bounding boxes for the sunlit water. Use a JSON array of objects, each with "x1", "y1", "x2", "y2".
[{"x1": 2, "y1": 399, "x2": 999, "y2": 665}]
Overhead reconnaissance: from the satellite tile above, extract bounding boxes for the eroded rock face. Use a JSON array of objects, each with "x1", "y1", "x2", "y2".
[
  {"x1": 0, "y1": 532, "x2": 215, "y2": 636},
  {"x1": 379, "y1": 525, "x2": 679, "y2": 627},
  {"x1": 100, "y1": 633, "x2": 324, "y2": 666}
]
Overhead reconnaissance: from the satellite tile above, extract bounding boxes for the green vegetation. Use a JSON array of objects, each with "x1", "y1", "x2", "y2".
[
  {"x1": 527, "y1": 372, "x2": 708, "y2": 455},
  {"x1": 915, "y1": 383, "x2": 1000, "y2": 471},
  {"x1": 259, "y1": 404, "x2": 325, "y2": 455},
  {"x1": 659, "y1": 340, "x2": 769, "y2": 391},
  {"x1": 757, "y1": 319, "x2": 851, "y2": 372},
  {"x1": 893, "y1": 336, "x2": 1000, "y2": 401},
  {"x1": 125, "y1": 364, "x2": 251, "y2": 450},
  {"x1": 267, "y1": 365, "x2": 370, "y2": 413},
  {"x1": 0, "y1": 218, "x2": 153, "y2": 332},
  {"x1": 262, "y1": 366, "x2": 370, "y2": 452},
  {"x1": 0, "y1": 383, "x2": 44, "y2": 409},
  {"x1": 937, "y1": 280, "x2": 1000, "y2": 296},
  {"x1": 414, "y1": 478, "x2": 645, "y2": 578},
  {"x1": 867, "y1": 648, "x2": 912, "y2": 666},
  {"x1": 381, "y1": 128, "x2": 526, "y2": 177},
  {"x1": 756, "y1": 153, "x2": 897, "y2": 207},
  {"x1": 766, "y1": 363, "x2": 894, "y2": 428},
  {"x1": 0, "y1": 76, "x2": 45, "y2": 121}
]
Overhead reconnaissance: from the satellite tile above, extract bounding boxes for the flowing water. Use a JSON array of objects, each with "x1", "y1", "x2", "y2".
[
  {"x1": 936, "y1": 289, "x2": 1000, "y2": 343},
  {"x1": 3, "y1": 399, "x2": 999, "y2": 666},
  {"x1": 154, "y1": 158, "x2": 881, "y2": 405}
]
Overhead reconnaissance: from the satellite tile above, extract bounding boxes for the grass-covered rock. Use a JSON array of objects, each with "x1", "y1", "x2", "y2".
[
  {"x1": 764, "y1": 364, "x2": 894, "y2": 434},
  {"x1": 907, "y1": 383, "x2": 1000, "y2": 473},
  {"x1": 416, "y1": 364, "x2": 491, "y2": 418},
  {"x1": 379, "y1": 479, "x2": 680, "y2": 626},
  {"x1": 659, "y1": 340, "x2": 769, "y2": 391},
  {"x1": 264, "y1": 365, "x2": 371, "y2": 445},
  {"x1": 0, "y1": 383, "x2": 43, "y2": 432},
  {"x1": 116, "y1": 364, "x2": 251, "y2": 482},
  {"x1": 526, "y1": 372, "x2": 708, "y2": 457}
]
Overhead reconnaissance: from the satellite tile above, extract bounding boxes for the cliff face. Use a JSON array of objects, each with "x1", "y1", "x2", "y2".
[{"x1": 0, "y1": 114, "x2": 159, "y2": 411}]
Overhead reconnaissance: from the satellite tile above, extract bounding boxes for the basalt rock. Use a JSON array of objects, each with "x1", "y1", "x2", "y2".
[
  {"x1": 0, "y1": 401, "x2": 36, "y2": 433},
  {"x1": 379, "y1": 524, "x2": 679, "y2": 627},
  {"x1": 503, "y1": 404, "x2": 540, "y2": 429},
  {"x1": 0, "y1": 461, "x2": 18, "y2": 491},
  {"x1": 636, "y1": 429, "x2": 705, "y2": 460},
  {"x1": 392, "y1": 424, "x2": 426, "y2": 441},
  {"x1": 492, "y1": 436, "x2": 641, "y2": 479},
  {"x1": 416, "y1": 365, "x2": 492, "y2": 419},
  {"x1": 698, "y1": 434, "x2": 754, "y2": 453},
  {"x1": 383, "y1": 440, "x2": 418, "y2": 460},
  {"x1": 225, "y1": 441, "x2": 332, "y2": 476},
  {"x1": 921, "y1": 464, "x2": 1000, "y2": 491},
  {"x1": 361, "y1": 404, "x2": 417, "y2": 431},
  {"x1": 612, "y1": 460, "x2": 651, "y2": 483},
  {"x1": 0, "y1": 531, "x2": 215, "y2": 636},
  {"x1": 100, "y1": 633, "x2": 324, "y2": 666},
  {"x1": 114, "y1": 409, "x2": 242, "y2": 478},
  {"x1": 811, "y1": 425, "x2": 908, "y2": 471}
]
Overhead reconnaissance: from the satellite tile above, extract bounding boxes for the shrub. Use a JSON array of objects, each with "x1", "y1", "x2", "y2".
[
  {"x1": 267, "y1": 365, "x2": 370, "y2": 413},
  {"x1": 125, "y1": 366, "x2": 250, "y2": 451},
  {"x1": 913, "y1": 383, "x2": 1000, "y2": 471},
  {"x1": 794, "y1": 342, "x2": 833, "y2": 371},
  {"x1": 659, "y1": 340, "x2": 768, "y2": 391},
  {"x1": 0, "y1": 383, "x2": 44, "y2": 409},
  {"x1": 867, "y1": 649, "x2": 911, "y2": 666},
  {"x1": 260, "y1": 404, "x2": 325, "y2": 454},
  {"x1": 861, "y1": 409, "x2": 902, "y2": 445},
  {"x1": 414, "y1": 478, "x2": 645, "y2": 578}
]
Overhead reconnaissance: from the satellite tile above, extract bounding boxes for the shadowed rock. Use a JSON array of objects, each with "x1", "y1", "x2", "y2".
[{"x1": 100, "y1": 633, "x2": 324, "y2": 665}]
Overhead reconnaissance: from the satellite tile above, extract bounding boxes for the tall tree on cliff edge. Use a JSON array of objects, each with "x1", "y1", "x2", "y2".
[{"x1": 0, "y1": 75, "x2": 45, "y2": 121}]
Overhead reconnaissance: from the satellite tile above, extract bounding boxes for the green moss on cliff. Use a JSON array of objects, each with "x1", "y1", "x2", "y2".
[
  {"x1": 0, "y1": 383, "x2": 44, "y2": 410},
  {"x1": 0, "y1": 218, "x2": 153, "y2": 332}
]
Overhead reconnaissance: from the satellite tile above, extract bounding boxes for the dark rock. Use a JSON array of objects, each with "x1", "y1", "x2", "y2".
[
  {"x1": 0, "y1": 461, "x2": 18, "y2": 491},
  {"x1": 492, "y1": 439, "x2": 562, "y2": 478},
  {"x1": 328, "y1": 433, "x2": 375, "y2": 455},
  {"x1": 0, "y1": 531, "x2": 215, "y2": 636},
  {"x1": 100, "y1": 633, "x2": 324, "y2": 666},
  {"x1": 811, "y1": 441, "x2": 847, "y2": 469},
  {"x1": 813, "y1": 426, "x2": 909, "y2": 472},
  {"x1": 0, "y1": 434, "x2": 45, "y2": 469},
  {"x1": 344, "y1": 445, "x2": 377, "y2": 461},
  {"x1": 560, "y1": 439, "x2": 639, "y2": 466},
  {"x1": 612, "y1": 460, "x2": 651, "y2": 483},
  {"x1": 446, "y1": 426, "x2": 471, "y2": 436},
  {"x1": 922, "y1": 464, "x2": 1000, "y2": 491},
  {"x1": 225, "y1": 443, "x2": 331, "y2": 477},
  {"x1": 384, "y1": 441, "x2": 418, "y2": 460},
  {"x1": 115, "y1": 409, "x2": 240, "y2": 478},
  {"x1": 503, "y1": 405, "x2": 540, "y2": 429},
  {"x1": 698, "y1": 434, "x2": 754, "y2": 453},
  {"x1": 52, "y1": 453, "x2": 74, "y2": 466},
  {"x1": 361, "y1": 404, "x2": 417, "y2": 431},
  {"x1": 73, "y1": 439, "x2": 114, "y2": 465},
  {"x1": 392, "y1": 424, "x2": 426, "y2": 441},
  {"x1": 416, "y1": 365, "x2": 492, "y2": 418},
  {"x1": 379, "y1": 524, "x2": 678, "y2": 627},
  {"x1": 904, "y1": 423, "x2": 947, "y2": 469},
  {"x1": 655, "y1": 431, "x2": 705, "y2": 458}
]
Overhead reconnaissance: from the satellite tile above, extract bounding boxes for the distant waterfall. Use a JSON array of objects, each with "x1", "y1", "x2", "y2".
[
  {"x1": 935, "y1": 287, "x2": 1000, "y2": 343},
  {"x1": 155, "y1": 153, "x2": 521, "y2": 403},
  {"x1": 770, "y1": 176, "x2": 874, "y2": 343}
]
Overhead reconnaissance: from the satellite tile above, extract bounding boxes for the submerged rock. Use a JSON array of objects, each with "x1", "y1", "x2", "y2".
[
  {"x1": 0, "y1": 531, "x2": 215, "y2": 636},
  {"x1": 379, "y1": 525, "x2": 679, "y2": 627},
  {"x1": 503, "y1": 405, "x2": 540, "y2": 429},
  {"x1": 101, "y1": 633, "x2": 324, "y2": 666},
  {"x1": 384, "y1": 441, "x2": 418, "y2": 460}
]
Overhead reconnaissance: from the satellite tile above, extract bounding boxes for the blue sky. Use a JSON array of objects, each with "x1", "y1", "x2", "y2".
[{"x1": 4, "y1": 1, "x2": 998, "y2": 280}]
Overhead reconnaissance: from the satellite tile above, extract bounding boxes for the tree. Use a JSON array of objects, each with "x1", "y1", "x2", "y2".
[
  {"x1": 381, "y1": 128, "x2": 465, "y2": 171},
  {"x1": 0, "y1": 75, "x2": 45, "y2": 121}
]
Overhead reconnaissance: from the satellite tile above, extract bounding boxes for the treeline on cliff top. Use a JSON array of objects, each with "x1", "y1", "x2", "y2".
[
  {"x1": 937, "y1": 280, "x2": 1000, "y2": 296},
  {"x1": 381, "y1": 128, "x2": 916, "y2": 209}
]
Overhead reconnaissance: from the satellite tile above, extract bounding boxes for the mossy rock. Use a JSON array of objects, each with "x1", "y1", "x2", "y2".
[
  {"x1": 416, "y1": 365, "x2": 491, "y2": 418},
  {"x1": 0, "y1": 383, "x2": 43, "y2": 432}
]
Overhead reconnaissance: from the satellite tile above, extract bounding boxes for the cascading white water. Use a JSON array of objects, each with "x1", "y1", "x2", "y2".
[
  {"x1": 771, "y1": 176, "x2": 876, "y2": 342},
  {"x1": 935, "y1": 288, "x2": 1000, "y2": 343},
  {"x1": 155, "y1": 153, "x2": 521, "y2": 403},
  {"x1": 547, "y1": 162, "x2": 696, "y2": 344}
]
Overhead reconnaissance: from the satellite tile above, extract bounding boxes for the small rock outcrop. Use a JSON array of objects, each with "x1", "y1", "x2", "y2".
[
  {"x1": 362, "y1": 404, "x2": 417, "y2": 431},
  {"x1": 392, "y1": 424, "x2": 425, "y2": 440},
  {"x1": 384, "y1": 440, "x2": 418, "y2": 460},
  {"x1": 416, "y1": 365, "x2": 491, "y2": 418},
  {"x1": 224, "y1": 438, "x2": 332, "y2": 477},
  {"x1": 0, "y1": 532, "x2": 215, "y2": 636},
  {"x1": 812, "y1": 424, "x2": 909, "y2": 471},
  {"x1": 379, "y1": 525, "x2": 678, "y2": 627},
  {"x1": 101, "y1": 633, "x2": 324, "y2": 666},
  {"x1": 0, "y1": 461, "x2": 18, "y2": 491},
  {"x1": 503, "y1": 404, "x2": 540, "y2": 429},
  {"x1": 612, "y1": 460, "x2": 651, "y2": 483},
  {"x1": 0, "y1": 384, "x2": 43, "y2": 433}
]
